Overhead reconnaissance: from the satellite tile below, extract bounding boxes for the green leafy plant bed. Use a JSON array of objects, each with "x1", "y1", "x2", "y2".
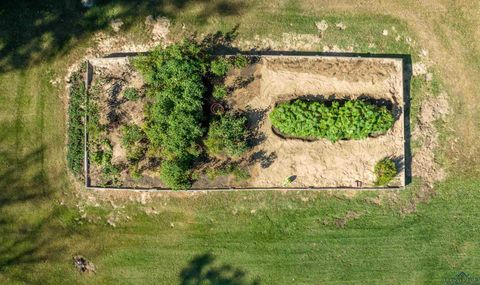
[{"x1": 269, "y1": 99, "x2": 395, "y2": 142}]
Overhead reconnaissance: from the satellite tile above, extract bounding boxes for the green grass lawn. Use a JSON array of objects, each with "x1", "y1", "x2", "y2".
[{"x1": 1, "y1": 0, "x2": 480, "y2": 284}]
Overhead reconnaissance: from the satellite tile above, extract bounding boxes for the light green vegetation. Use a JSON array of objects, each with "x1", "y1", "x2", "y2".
[
  {"x1": 374, "y1": 158, "x2": 398, "y2": 186},
  {"x1": 1, "y1": 0, "x2": 480, "y2": 284},
  {"x1": 270, "y1": 100, "x2": 394, "y2": 141}
]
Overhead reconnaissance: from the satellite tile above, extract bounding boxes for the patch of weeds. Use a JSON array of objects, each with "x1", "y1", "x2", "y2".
[
  {"x1": 374, "y1": 158, "x2": 397, "y2": 186},
  {"x1": 210, "y1": 57, "x2": 231, "y2": 76},
  {"x1": 121, "y1": 124, "x2": 147, "y2": 178},
  {"x1": 123, "y1": 87, "x2": 139, "y2": 101},
  {"x1": 232, "y1": 54, "x2": 248, "y2": 68},
  {"x1": 206, "y1": 163, "x2": 250, "y2": 182},
  {"x1": 212, "y1": 85, "x2": 228, "y2": 100}
]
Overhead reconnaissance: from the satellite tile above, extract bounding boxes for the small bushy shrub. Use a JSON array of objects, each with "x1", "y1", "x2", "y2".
[
  {"x1": 270, "y1": 99, "x2": 394, "y2": 142},
  {"x1": 123, "y1": 87, "x2": 139, "y2": 101},
  {"x1": 212, "y1": 85, "x2": 228, "y2": 100},
  {"x1": 374, "y1": 158, "x2": 397, "y2": 186},
  {"x1": 232, "y1": 166, "x2": 250, "y2": 181},
  {"x1": 121, "y1": 124, "x2": 147, "y2": 164},
  {"x1": 210, "y1": 57, "x2": 231, "y2": 76},
  {"x1": 232, "y1": 55, "x2": 248, "y2": 68},
  {"x1": 160, "y1": 159, "x2": 192, "y2": 190},
  {"x1": 204, "y1": 114, "x2": 248, "y2": 158},
  {"x1": 121, "y1": 124, "x2": 145, "y2": 147}
]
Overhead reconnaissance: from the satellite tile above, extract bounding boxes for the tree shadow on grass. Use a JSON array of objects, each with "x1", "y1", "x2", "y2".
[
  {"x1": 0, "y1": 136, "x2": 92, "y2": 283},
  {"x1": 0, "y1": 0, "x2": 246, "y2": 72},
  {"x1": 179, "y1": 253, "x2": 261, "y2": 285}
]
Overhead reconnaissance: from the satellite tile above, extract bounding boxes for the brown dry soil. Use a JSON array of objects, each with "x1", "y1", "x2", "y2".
[{"x1": 88, "y1": 55, "x2": 404, "y2": 188}]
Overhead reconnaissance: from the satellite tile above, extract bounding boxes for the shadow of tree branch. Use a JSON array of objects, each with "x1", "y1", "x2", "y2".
[
  {"x1": 179, "y1": 252, "x2": 260, "y2": 285},
  {"x1": 0, "y1": 0, "x2": 246, "y2": 72}
]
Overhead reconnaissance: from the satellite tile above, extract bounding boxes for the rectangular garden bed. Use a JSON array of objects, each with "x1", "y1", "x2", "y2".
[{"x1": 84, "y1": 54, "x2": 406, "y2": 190}]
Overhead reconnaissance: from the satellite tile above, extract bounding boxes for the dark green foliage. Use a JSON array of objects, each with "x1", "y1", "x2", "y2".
[
  {"x1": 205, "y1": 114, "x2": 249, "y2": 158},
  {"x1": 374, "y1": 158, "x2": 398, "y2": 186},
  {"x1": 66, "y1": 67, "x2": 86, "y2": 177},
  {"x1": 210, "y1": 57, "x2": 231, "y2": 76},
  {"x1": 123, "y1": 87, "x2": 139, "y2": 101},
  {"x1": 160, "y1": 159, "x2": 192, "y2": 190},
  {"x1": 212, "y1": 85, "x2": 228, "y2": 100},
  {"x1": 134, "y1": 39, "x2": 211, "y2": 189},
  {"x1": 270, "y1": 99, "x2": 395, "y2": 142}
]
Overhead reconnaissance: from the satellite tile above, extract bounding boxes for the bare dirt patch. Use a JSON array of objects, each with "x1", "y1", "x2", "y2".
[{"x1": 226, "y1": 56, "x2": 405, "y2": 188}]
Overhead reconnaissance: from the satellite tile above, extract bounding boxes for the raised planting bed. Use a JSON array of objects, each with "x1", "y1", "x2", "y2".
[{"x1": 80, "y1": 46, "x2": 406, "y2": 190}]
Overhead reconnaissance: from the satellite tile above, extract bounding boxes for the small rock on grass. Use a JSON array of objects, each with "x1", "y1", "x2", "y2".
[
  {"x1": 315, "y1": 20, "x2": 329, "y2": 32},
  {"x1": 335, "y1": 22, "x2": 346, "y2": 30},
  {"x1": 382, "y1": 29, "x2": 389, "y2": 36},
  {"x1": 73, "y1": 256, "x2": 96, "y2": 273}
]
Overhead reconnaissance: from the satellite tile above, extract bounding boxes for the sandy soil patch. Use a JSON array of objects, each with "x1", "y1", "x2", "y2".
[{"x1": 227, "y1": 56, "x2": 405, "y2": 188}]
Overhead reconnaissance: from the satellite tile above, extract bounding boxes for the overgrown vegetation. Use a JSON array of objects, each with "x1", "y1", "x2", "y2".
[
  {"x1": 204, "y1": 114, "x2": 249, "y2": 158},
  {"x1": 210, "y1": 57, "x2": 231, "y2": 76},
  {"x1": 134, "y1": 39, "x2": 210, "y2": 189},
  {"x1": 87, "y1": 80, "x2": 120, "y2": 186},
  {"x1": 120, "y1": 124, "x2": 147, "y2": 163},
  {"x1": 374, "y1": 158, "x2": 398, "y2": 186},
  {"x1": 66, "y1": 66, "x2": 86, "y2": 177},
  {"x1": 205, "y1": 163, "x2": 250, "y2": 182},
  {"x1": 212, "y1": 85, "x2": 228, "y2": 100},
  {"x1": 270, "y1": 99, "x2": 394, "y2": 142}
]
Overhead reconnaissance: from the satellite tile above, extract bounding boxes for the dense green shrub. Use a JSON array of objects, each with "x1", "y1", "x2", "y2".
[
  {"x1": 160, "y1": 159, "x2": 192, "y2": 190},
  {"x1": 374, "y1": 158, "x2": 397, "y2": 186},
  {"x1": 123, "y1": 87, "x2": 139, "y2": 101},
  {"x1": 212, "y1": 85, "x2": 228, "y2": 100},
  {"x1": 270, "y1": 100, "x2": 394, "y2": 142},
  {"x1": 204, "y1": 114, "x2": 249, "y2": 158},
  {"x1": 210, "y1": 57, "x2": 231, "y2": 76},
  {"x1": 67, "y1": 68, "x2": 86, "y2": 177},
  {"x1": 134, "y1": 39, "x2": 210, "y2": 189}
]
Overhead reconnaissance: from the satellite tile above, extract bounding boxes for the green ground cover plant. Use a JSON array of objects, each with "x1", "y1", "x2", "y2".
[
  {"x1": 270, "y1": 99, "x2": 394, "y2": 141},
  {"x1": 66, "y1": 67, "x2": 86, "y2": 177},
  {"x1": 374, "y1": 157, "x2": 398, "y2": 186}
]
